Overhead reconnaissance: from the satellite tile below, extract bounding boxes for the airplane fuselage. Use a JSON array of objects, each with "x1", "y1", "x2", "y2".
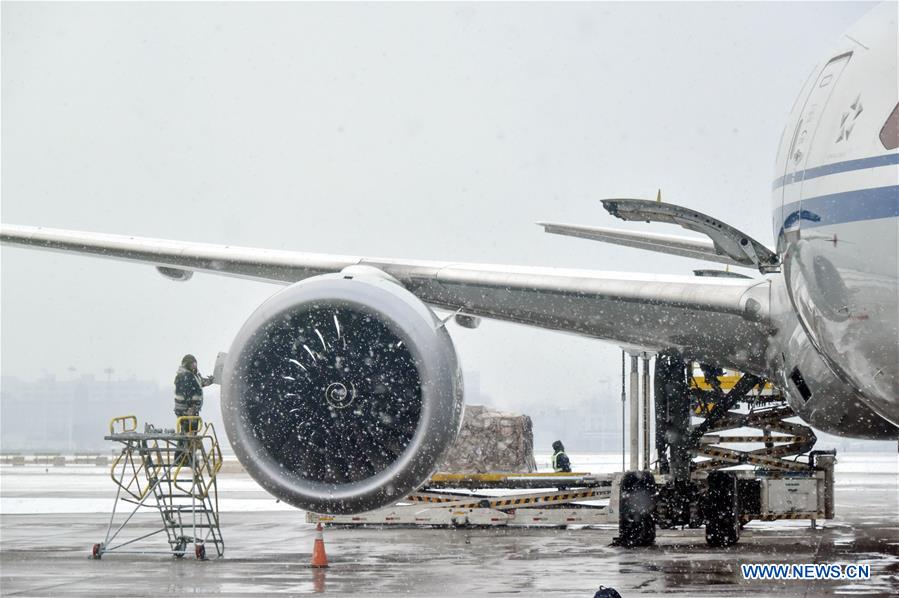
[{"x1": 767, "y1": 3, "x2": 898, "y2": 438}]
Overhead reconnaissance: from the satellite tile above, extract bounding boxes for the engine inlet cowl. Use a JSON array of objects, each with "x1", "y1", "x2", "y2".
[{"x1": 221, "y1": 273, "x2": 463, "y2": 514}]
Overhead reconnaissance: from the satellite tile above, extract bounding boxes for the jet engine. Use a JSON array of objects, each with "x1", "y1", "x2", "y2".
[{"x1": 220, "y1": 269, "x2": 463, "y2": 514}]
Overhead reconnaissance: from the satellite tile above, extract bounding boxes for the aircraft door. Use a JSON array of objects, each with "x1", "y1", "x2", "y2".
[{"x1": 779, "y1": 52, "x2": 852, "y2": 239}]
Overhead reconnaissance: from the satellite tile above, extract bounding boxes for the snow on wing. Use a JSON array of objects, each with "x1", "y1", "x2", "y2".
[{"x1": 0, "y1": 224, "x2": 772, "y2": 374}]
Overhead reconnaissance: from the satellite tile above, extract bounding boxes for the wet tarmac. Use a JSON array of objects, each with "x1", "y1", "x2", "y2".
[{"x1": 1, "y1": 454, "x2": 897, "y2": 597}]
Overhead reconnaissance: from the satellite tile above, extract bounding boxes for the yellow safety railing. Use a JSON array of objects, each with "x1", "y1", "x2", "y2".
[
  {"x1": 690, "y1": 373, "x2": 775, "y2": 393},
  {"x1": 106, "y1": 415, "x2": 224, "y2": 502},
  {"x1": 689, "y1": 367, "x2": 778, "y2": 415},
  {"x1": 108, "y1": 416, "x2": 158, "y2": 501},
  {"x1": 109, "y1": 415, "x2": 137, "y2": 435},
  {"x1": 172, "y1": 417, "x2": 223, "y2": 500},
  {"x1": 175, "y1": 415, "x2": 203, "y2": 435}
]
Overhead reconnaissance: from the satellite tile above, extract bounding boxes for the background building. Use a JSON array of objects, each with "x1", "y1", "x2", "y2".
[
  {"x1": 0, "y1": 373, "x2": 226, "y2": 453},
  {"x1": 0, "y1": 369, "x2": 891, "y2": 455}
]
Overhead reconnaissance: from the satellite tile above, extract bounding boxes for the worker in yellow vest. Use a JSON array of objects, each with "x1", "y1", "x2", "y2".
[{"x1": 551, "y1": 440, "x2": 572, "y2": 472}]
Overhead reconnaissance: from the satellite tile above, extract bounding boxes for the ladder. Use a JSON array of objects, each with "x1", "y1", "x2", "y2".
[{"x1": 92, "y1": 415, "x2": 224, "y2": 560}]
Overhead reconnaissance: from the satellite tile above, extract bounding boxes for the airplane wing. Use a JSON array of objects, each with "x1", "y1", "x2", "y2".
[{"x1": 0, "y1": 224, "x2": 774, "y2": 375}]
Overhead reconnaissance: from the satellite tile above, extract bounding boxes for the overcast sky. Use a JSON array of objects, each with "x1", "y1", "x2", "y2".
[{"x1": 1, "y1": 2, "x2": 877, "y2": 416}]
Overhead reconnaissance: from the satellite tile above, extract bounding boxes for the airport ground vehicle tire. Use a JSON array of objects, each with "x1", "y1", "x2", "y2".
[
  {"x1": 617, "y1": 471, "x2": 657, "y2": 547},
  {"x1": 704, "y1": 471, "x2": 740, "y2": 547}
]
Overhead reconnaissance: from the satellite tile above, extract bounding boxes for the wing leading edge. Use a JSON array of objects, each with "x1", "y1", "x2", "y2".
[{"x1": 1, "y1": 224, "x2": 774, "y2": 375}]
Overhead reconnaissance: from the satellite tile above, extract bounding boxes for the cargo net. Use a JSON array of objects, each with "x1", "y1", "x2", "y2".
[
  {"x1": 91, "y1": 415, "x2": 224, "y2": 560},
  {"x1": 688, "y1": 366, "x2": 817, "y2": 474}
]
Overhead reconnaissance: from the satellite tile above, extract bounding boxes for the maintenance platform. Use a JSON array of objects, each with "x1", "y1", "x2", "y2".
[{"x1": 90, "y1": 415, "x2": 225, "y2": 560}]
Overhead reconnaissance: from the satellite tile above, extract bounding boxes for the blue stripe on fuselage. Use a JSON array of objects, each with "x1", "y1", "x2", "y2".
[
  {"x1": 778, "y1": 185, "x2": 899, "y2": 230},
  {"x1": 773, "y1": 154, "x2": 899, "y2": 189}
]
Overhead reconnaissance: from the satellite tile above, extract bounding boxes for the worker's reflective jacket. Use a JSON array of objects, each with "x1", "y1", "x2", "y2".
[
  {"x1": 174, "y1": 366, "x2": 205, "y2": 417},
  {"x1": 552, "y1": 450, "x2": 571, "y2": 473}
]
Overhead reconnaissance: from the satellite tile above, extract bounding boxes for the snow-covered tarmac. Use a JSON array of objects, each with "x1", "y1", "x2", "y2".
[{"x1": 1, "y1": 453, "x2": 896, "y2": 596}]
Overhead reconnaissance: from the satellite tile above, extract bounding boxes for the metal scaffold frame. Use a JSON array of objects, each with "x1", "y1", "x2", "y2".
[{"x1": 91, "y1": 415, "x2": 225, "y2": 560}]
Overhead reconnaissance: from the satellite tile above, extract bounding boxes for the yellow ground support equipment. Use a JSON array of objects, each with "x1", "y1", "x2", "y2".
[
  {"x1": 91, "y1": 415, "x2": 224, "y2": 560},
  {"x1": 683, "y1": 366, "x2": 834, "y2": 525}
]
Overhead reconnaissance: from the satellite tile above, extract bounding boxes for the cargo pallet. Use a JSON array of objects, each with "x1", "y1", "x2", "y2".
[
  {"x1": 308, "y1": 472, "x2": 617, "y2": 527},
  {"x1": 91, "y1": 415, "x2": 224, "y2": 560}
]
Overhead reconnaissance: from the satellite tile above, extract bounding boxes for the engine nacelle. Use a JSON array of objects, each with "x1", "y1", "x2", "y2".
[{"x1": 221, "y1": 272, "x2": 463, "y2": 514}]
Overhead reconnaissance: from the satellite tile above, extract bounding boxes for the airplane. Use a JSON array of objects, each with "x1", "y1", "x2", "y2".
[{"x1": 2, "y1": 2, "x2": 897, "y2": 544}]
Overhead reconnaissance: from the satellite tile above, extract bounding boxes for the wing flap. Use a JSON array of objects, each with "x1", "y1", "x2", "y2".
[
  {"x1": 538, "y1": 222, "x2": 739, "y2": 267},
  {"x1": 601, "y1": 198, "x2": 780, "y2": 273}
]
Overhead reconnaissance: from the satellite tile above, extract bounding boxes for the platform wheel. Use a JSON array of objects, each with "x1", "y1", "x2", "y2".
[
  {"x1": 173, "y1": 539, "x2": 186, "y2": 559},
  {"x1": 91, "y1": 543, "x2": 102, "y2": 560},
  {"x1": 195, "y1": 543, "x2": 207, "y2": 560},
  {"x1": 617, "y1": 470, "x2": 657, "y2": 547},
  {"x1": 705, "y1": 471, "x2": 740, "y2": 547}
]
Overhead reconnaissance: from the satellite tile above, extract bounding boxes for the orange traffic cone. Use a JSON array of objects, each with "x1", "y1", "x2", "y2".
[{"x1": 311, "y1": 522, "x2": 329, "y2": 568}]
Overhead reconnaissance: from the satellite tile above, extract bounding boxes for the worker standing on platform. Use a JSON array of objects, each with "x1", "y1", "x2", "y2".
[
  {"x1": 551, "y1": 440, "x2": 572, "y2": 473},
  {"x1": 174, "y1": 354, "x2": 214, "y2": 460}
]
